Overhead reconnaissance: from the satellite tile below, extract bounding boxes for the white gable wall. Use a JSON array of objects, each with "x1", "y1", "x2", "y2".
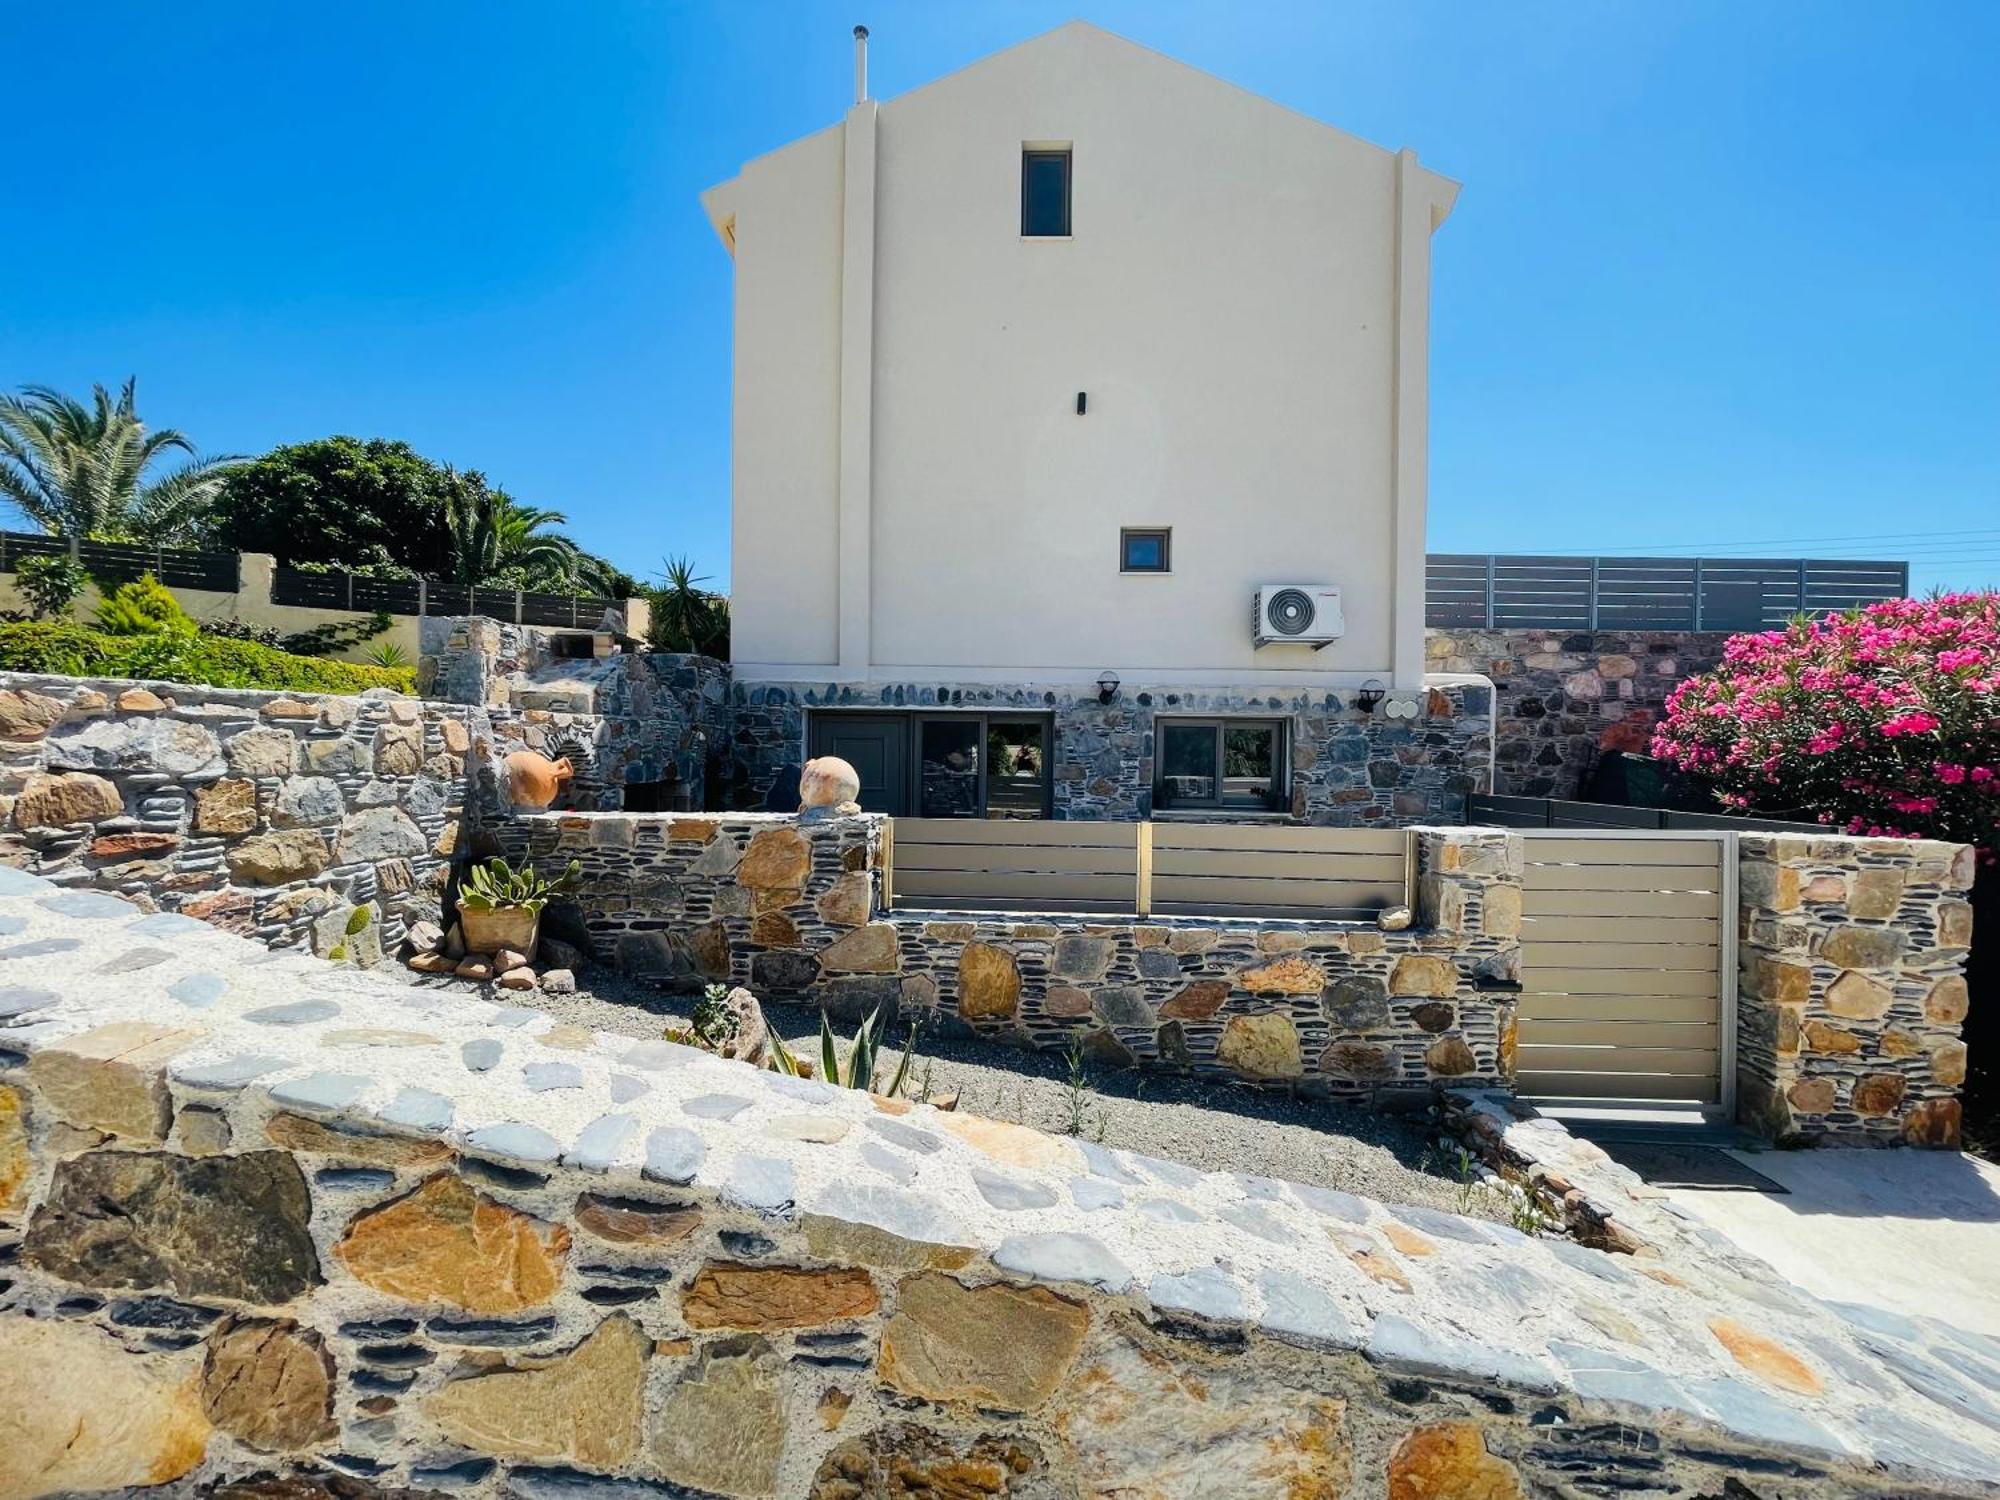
[{"x1": 712, "y1": 24, "x2": 1455, "y2": 688}]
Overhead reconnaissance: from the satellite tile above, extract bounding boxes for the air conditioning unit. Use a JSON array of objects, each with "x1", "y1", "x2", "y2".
[{"x1": 1253, "y1": 584, "x2": 1345, "y2": 648}]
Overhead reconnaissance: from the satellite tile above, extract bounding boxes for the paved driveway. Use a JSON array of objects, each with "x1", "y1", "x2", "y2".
[{"x1": 1663, "y1": 1148, "x2": 2000, "y2": 1336}]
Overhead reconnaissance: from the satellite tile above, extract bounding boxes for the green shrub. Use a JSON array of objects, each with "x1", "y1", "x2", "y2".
[
  {"x1": 95, "y1": 574, "x2": 191, "y2": 635},
  {"x1": 14, "y1": 555, "x2": 90, "y2": 621},
  {"x1": 0, "y1": 621, "x2": 414, "y2": 694},
  {"x1": 0, "y1": 623, "x2": 122, "y2": 677}
]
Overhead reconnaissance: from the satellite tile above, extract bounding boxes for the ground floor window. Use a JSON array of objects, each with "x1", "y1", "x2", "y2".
[
  {"x1": 806, "y1": 711, "x2": 1052, "y2": 818},
  {"x1": 1155, "y1": 717, "x2": 1288, "y2": 812}
]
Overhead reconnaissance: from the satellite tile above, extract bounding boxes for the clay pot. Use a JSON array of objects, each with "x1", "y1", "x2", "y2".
[
  {"x1": 505, "y1": 751, "x2": 573, "y2": 809},
  {"x1": 461, "y1": 904, "x2": 540, "y2": 957},
  {"x1": 799, "y1": 755, "x2": 861, "y2": 811}
]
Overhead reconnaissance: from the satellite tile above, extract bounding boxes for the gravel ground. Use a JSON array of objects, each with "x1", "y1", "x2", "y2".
[{"x1": 507, "y1": 967, "x2": 1512, "y2": 1223}]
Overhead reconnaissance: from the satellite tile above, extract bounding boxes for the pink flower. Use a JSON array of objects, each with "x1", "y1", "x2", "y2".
[{"x1": 1880, "y1": 711, "x2": 1939, "y2": 738}]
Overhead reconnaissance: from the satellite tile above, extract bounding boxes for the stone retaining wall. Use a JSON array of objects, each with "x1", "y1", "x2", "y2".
[
  {"x1": 1736, "y1": 832, "x2": 1975, "y2": 1146},
  {"x1": 1425, "y1": 628, "x2": 1732, "y2": 798},
  {"x1": 0, "y1": 672, "x2": 476, "y2": 964},
  {"x1": 494, "y1": 812, "x2": 1528, "y2": 1101},
  {"x1": 1, "y1": 871, "x2": 1996, "y2": 1497}
]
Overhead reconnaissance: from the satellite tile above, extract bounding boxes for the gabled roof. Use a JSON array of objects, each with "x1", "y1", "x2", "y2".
[{"x1": 700, "y1": 20, "x2": 1458, "y2": 254}]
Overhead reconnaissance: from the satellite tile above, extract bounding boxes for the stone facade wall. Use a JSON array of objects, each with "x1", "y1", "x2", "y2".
[
  {"x1": 426, "y1": 621, "x2": 1758, "y2": 817},
  {"x1": 1736, "y1": 832, "x2": 1975, "y2": 1147},
  {"x1": 0, "y1": 672, "x2": 475, "y2": 964},
  {"x1": 494, "y1": 812, "x2": 1527, "y2": 1103},
  {"x1": 1426, "y1": 628, "x2": 1731, "y2": 798},
  {"x1": 0, "y1": 870, "x2": 1995, "y2": 1497},
  {"x1": 728, "y1": 678, "x2": 1493, "y2": 825}
]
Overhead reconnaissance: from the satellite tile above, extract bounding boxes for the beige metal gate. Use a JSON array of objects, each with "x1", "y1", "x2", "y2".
[{"x1": 1516, "y1": 833, "x2": 1735, "y2": 1112}]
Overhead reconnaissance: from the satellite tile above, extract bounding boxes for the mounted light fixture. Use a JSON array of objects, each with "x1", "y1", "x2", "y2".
[
  {"x1": 1354, "y1": 678, "x2": 1386, "y2": 715},
  {"x1": 1095, "y1": 670, "x2": 1121, "y2": 705}
]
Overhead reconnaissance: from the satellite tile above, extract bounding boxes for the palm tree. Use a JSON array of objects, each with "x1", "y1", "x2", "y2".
[
  {"x1": 442, "y1": 471, "x2": 619, "y2": 595},
  {"x1": 441, "y1": 467, "x2": 502, "y2": 587},
  {"x1": 0, "y1": 379, "x2": 240, "y2": 544},
  {"x1": 492, "y1": 498, "x2": 618, "y2": 594}
]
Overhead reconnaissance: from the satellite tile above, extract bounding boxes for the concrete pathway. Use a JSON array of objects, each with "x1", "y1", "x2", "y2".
[{"x1": 1663, "y1": 1148, "x2": 2000, "y2": 1336}]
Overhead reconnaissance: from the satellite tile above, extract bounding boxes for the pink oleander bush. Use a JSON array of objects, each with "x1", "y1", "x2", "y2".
[{"x1": 1650, "y1": 592, "x2": 2000, "y2": 853}]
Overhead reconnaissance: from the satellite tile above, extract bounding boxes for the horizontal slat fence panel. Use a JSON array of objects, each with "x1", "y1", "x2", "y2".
[
  {"x1": 1515, "y1": 832, "x2": 1727, "y2": 1109},
  {"x1": 1526, "y1": 1019, "x2": 1719, "y2": 1048},
  {"x1": 888, "y1": 818, "x2": 1140, "y2": 913},
  {"x1": 1521, "y1": 993, "x2": 1719, "y2": 1022},
  {"x1": 1525, "y1": 968, "x2": 1718, "y2": 998},
  {"x1": 892, "y1": 819, "x2": 1136, "y2": 847},
  {"x1": 1426, "y1": 554, "x2": 1906, "y2": 629},
  {"x1": 885, "y1": 819, "x2": 1408, "y2": 919},
  {"x1": 1145, "y1": 822, "x2": 1404, "y2": 919},
  {"x1": 1517, "y1": 1070, "x2": 1719, "y2": 1102}
]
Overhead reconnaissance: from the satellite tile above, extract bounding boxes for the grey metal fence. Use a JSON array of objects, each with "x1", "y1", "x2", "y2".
[
  {"x1": 1468, "y1": 793, "x2": 1820, "y2": 833},
  {"x1": 1425, "y1": 554, "x2": 1908, "y2": 631},
  {"x1": 0, "y1": 530, "x2": 239, "y2": 593},
  {"x1": 269, "y1": 566, "x2": 616, "y2": 626}
]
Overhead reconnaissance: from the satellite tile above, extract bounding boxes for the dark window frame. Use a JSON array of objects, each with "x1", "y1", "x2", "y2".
[
  {"x1": 1021, "y1": 147, "x2": 1072, "y2": 237},
  {"x1": 1153, "y1": 716, "x2": 1289, "y2": 812},
  {"x1": 1120, "y1": 527, "x2": 1172, "y2": 574}
]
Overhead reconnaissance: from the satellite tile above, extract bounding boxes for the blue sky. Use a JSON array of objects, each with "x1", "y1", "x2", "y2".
[{"x1": 3, "y1": 2, "x2": 1995, "y2": 594}]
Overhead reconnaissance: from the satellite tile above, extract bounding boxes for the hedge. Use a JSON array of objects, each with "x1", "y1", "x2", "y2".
[{"x1": 0, "y1": 623, "x2": 416, "y2": 695}]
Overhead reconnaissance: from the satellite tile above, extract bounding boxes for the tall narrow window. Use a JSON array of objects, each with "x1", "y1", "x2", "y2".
[{"x1": 1022, "y1": 148, "x2": 1071, "y2": 236}]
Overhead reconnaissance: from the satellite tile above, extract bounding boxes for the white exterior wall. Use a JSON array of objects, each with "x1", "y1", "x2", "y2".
[{"x1": 707, "y1": 23, "x2": 1456, "y2": 688}]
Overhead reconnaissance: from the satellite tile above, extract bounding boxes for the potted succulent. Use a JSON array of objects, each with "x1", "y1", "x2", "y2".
[{"x1": 455, "y1": 856, "x2": 581, "y2": 956}]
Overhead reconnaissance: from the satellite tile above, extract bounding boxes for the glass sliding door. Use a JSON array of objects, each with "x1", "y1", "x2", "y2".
[
  {"x1": 985, "y1": 718, "x2": 1050, "y2": 818},
  {"x1": 917, "y1": 718, "x2": 982, "y2": 817},
  {"x1": 810, "y1": 711, "x2": 1053, "y2": 819}
]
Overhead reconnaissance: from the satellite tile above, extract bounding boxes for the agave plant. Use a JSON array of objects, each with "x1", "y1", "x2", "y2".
[
  {"x1": 457, "y1": 856, "x2": 581, "y2": 913},
  {"x1": 770, "y1": 1005, "x2": 922, "y2": 1096}
]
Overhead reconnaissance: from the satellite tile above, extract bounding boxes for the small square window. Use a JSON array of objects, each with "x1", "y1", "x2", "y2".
[
  {"x1": 1022, "y1": 148, "x2": 1071, "y2": 237},
  {"x1": 1120, "y1": 528, "x2": 1171, "y2": 573}
]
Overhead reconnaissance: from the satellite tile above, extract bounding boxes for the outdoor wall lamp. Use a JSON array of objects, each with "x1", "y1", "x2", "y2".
[
  {"x1": 1096, "y1": 671, "x2": 1121, "y2": 704},
  {"x1": 1354, "y1": 678, "x2": 1386, "y2": 715}
]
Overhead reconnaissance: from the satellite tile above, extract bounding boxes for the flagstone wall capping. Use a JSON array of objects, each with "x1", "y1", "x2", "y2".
[
  {"x1": 493, "y1": 813, "x2": 1528, "y2": 1101},
  {"x1": 1735, "y1": 831, "x2": 1975, "y2": 1148},
  {"x1": 0, "y1": 671, "x2": 482, "y2": 966},
  {"x1": 1, "y1": 871, "x2": 1997, "y2": 1497}
]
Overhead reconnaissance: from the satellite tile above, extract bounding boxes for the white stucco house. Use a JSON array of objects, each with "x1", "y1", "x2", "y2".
[{"x1": 701, "y1": 21, "x2": 1488, "y2": 823}]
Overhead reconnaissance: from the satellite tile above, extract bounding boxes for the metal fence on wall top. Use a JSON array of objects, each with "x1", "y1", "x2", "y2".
[{"x1": 1424, "y1": 554, "x2": 1909, "y2": 632}]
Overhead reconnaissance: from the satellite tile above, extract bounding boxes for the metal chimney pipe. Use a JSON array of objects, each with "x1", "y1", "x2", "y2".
[{"x1": 853, "y1": 25, "x2": 869, "y2": 105}]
